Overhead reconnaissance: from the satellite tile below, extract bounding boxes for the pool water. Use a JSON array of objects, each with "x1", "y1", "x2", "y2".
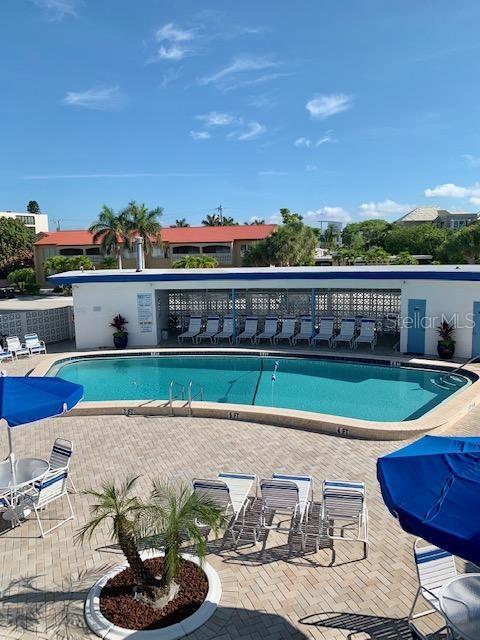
[{"x1": 49, "y1": 355, "x2": 469, "y2": 422}]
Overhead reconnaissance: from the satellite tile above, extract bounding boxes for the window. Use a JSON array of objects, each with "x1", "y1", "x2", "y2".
[
  {"x1": 240, "y1": 244, "x2": 248, "y2": 255},
  {"x1": 59, "y1": 247, "x2": 83, "y2": 256},
  {"x1": 16, "y1": 215, "x2": 35, "y2": 226},
  {"x1": 151, "y1": 246, "x2": 165, "y2": 257},
  {"x1": 85, "y1": 247, "x2": 101, "y2": 255},
  {"x1": 202, "y1": 245, "x2": 230, "y2": 254},
  {"x1": 172, "y1": 245, "x2": 200, "y2": 255}
]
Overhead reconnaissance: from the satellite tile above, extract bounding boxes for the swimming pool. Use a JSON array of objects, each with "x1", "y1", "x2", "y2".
[{"x1": 49, "y1": 355, "x2": 469, "y2": 422}]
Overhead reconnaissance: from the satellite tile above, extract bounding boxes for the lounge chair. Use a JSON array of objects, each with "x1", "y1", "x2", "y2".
[
  {"x1": 193, "y1": 471, "x2": 256, "y2": 544},
  {"x1": 48, "y1": 437, "x2": 76, "y2": 493},
  {"x1": 236, "y1": 316, "x2": 258, "y2": 343},
  {"x1": 332, "y1": 318, "x2": 356, "y2": 349},
  {"x1": 353, "y1": 319, "x2": 377, "y2": 350},
  {"x1": 22, "y1": 469, "x2": 75, "y2": 537},
  {"x1": 254, "y1": 316, "x2": 279, "y2": 344},
  {"x1": 6, "y1": 336, "x2": 30, "y2": 358},
  {"x1": 273, "y1": 316, "x2": 297, "y2": 344},
  {"x1": 214, "y1": 316, "x2": 235, "y2": 344},
  {"x1": 292, "y1": 316, "x2": 313, "y2": 345},
  {"x1": 321, "y1": 479, "x2": 368, "y2": 556},
  {"x1": 177, "y1": 316, "x2": 202, "y2": 343},
  {"x1": 196, "y1": 316, "x2": 220, "y2": 344},
  {"x1": 259, "y1": 473, "x2": 313, "y2": 549},
  {"x1": 24, "y1": 333, "x2": 47, "y2": 355},
  {"x1": 311, "y1": 317, "x2": 335, "y2": 348},
  {"x1": 0, "y1": 348, "x2": 14, "y2": 363},
  {"x1": 408, "y1": 539, "x2": 457, "y2": 637}
]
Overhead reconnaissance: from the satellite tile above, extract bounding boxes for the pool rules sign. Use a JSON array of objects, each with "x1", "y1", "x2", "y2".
[{"x1": 137, "y1": 293, "x2": 153, "y2": 333}]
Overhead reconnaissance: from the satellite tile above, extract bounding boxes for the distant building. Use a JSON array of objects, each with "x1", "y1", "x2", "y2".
[
  {"x1": 34, "y1": 224, "x2": 277, "y2": 285},
  {"x1": 395, "y1": 207, "x2": 478, "y2": 229},
  {"x1": 0, "y1": 210, "x2": 49, "y2": 234}
]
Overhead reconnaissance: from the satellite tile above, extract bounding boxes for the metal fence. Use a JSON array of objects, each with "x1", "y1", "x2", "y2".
[{"x1": 0, "y1": 306, "x2": 73, "y2": 344}]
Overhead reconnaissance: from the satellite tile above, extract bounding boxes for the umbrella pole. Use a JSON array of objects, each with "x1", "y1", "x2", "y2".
[{"x1": 7, "y1": 426, "x2": 16, "y2": 481}]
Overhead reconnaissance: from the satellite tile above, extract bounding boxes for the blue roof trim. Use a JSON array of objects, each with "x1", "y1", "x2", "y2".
[{"x1": 49, "y1": 269, "x2": 480, "y2": 285}]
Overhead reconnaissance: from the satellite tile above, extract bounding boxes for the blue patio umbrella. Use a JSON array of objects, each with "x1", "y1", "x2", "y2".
[
  {"x1": 0, "y1": 375, "x2": 83, "y2": 471},
  {"x1": 377, "y1": 435, "x2": 480, "y2": 566}
]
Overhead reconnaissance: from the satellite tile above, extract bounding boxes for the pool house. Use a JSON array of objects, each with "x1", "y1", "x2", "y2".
[{"x1": 50, "y1": 264, "x2": 480, "y2": 359}]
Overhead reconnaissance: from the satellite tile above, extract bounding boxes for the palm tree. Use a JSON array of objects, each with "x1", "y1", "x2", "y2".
[
  {"x1": 140, "y1": 482, "x2": 226, "y2": 589},
  {"x1": 173, "y1": 218, "x2": 189, "y2": 228},
  {"x1": 76, "y1": 476, "x2": 158, "y2": 597},
  {"x1": 89, "y1": 206, "x2": 129, "y2": 268},
  {"x1": 202, "y1": 213, "x2": 221, "y2": 226},
  {"x1": 221, "y1": 216, "x2": 238, "y2": 226},
  {"x1": 244, "y1": 218, "x2": 266, "y2": 225},
  {"x1": 123, "y1": 201, "x2": 163, "y2": 255}
]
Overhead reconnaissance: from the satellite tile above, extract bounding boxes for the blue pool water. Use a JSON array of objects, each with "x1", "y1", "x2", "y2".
[{"x1": 49, "y1": 355, "x2": 469, "y2": 422}]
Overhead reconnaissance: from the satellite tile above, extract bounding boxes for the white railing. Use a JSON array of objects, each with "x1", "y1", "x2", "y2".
[
  {"x1": 187, "y1": 381, "x2": 204, "y2": 416},
  {"x1": 168, "y1": 380, "x2": 185, "y2": 416}
]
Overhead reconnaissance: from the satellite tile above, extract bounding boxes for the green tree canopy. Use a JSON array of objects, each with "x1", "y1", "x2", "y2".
[
  {"x1": 172, "y1": 218, "x2": 189, "y2": 227},
  {"x1": 172, "y1": 255, "x2": 219, "y2": 268},
  {"x1": 342, "y1": 219, "x2": 392, "y2": 250},
  {"x1": 122, "y1": 201, "x2": 163, "y2": 254},
  {"x1": 391, "y1": 251, "x2": 418, "y2": 265},
  {"x1": 383, "y1": 223, "x2": 450, "y2": 258},
  {"x1": 438, "y1": 223, "x2": 480, "y2": 264},
  {"x1": 27, "y1": 200, "x2": 40, "y2": 214},
  {"x1": 201, "y1": 213, "x2": 238, "y2": 226},
  {"x1": 7, "y1": 267, "x2": 37, "y2": 291},
  {"x1": 89, "y1": 206, "x2": 130, "y2": 268},
  {"x1": 44, "y1": 255, "x2": 93, "y2": 276},
  {"x1": 0, "y1": 218, "x2": 35, "y2": 277}
]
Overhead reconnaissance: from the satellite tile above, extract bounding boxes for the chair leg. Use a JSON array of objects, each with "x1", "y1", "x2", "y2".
[{"x1": 68, "y1": 474, "x2": 78, "y2": 494}]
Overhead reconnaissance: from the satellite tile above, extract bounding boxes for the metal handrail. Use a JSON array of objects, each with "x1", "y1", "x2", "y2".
[
  {"x1": 187, "y1": 380, "x2": 204, "y2": 416},
  {"x1": 168, "y1": 380, "x2": 185, "y2": 416},
  {"x1": 441, "y1": 354, "x2": 480, "y2": 382}
]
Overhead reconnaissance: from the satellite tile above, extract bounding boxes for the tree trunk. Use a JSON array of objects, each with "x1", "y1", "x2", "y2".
[
  {"x1": 117, "y1": 528, "x2": 154, "y2": 593},
  {"x1": 117, "y1": 250, "x2": 123, "y2": 269}
]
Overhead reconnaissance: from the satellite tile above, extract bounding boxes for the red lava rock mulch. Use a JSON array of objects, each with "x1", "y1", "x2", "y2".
[{"x1": 100, "y1": 557, "x2": 208, "y2": 630}]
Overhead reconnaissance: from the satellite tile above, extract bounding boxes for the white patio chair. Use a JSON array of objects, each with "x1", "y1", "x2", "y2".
[
  {"x1": 24, "y1": 333, "x2": 47, "y2": 355},
  {"x1": 408, "y1": 539, "x2": 458, "y2": 638},
  {"x1": 260, "y1": 473, "x2": 313, "y2": 549},
  {"x1": 254, "y1": 316, "x2": 279, "y2": 344},
  {"x1": 332, "y1": 318, "x2": 356, "y2": 349},
  {"x1": 292, "y1": 316, "x2": 313, "y2": 345},
  {"x1": 321, "y1": 479, "x2": 368, "y2": 557},
  {"x1": 196, "y1": 316, "x2": 220, "y2": 343},
  {"x1": 0, "y1": 487, "x2": 20, "y2": 528},
  {"x1": 48, "y1": 437, "x2": 77, "y2": 493},
  {"x1": 0, "y1": 348, "x2": 14, "y2": 363},
  {"x1": 178, "y1": 316, "x2": 202, "y2": 343},
  {"x1": 273, "y1": 316, "x2": 297, "y2": 344},
  {"x1": 193, "y1": 471, "x2": 256, "y2": 544},
  {"x1": 214, "y1": 316, "x2": 235, "y2": 344},
  {"x1": 22, "y1": 469, "x2": 75, "y2": 538},
  {"x1": 353, "y1": 319, "x2": 377, "y2": 350},
  {"x1": 311, "y1": 317, "x2": 335, "y2": 348},
  {"x1": 236, "y1": 316, "x2": 258, "y2": 343},
  {"x1": 6, "y1": 336, "x2": 30, "y2": 358}
]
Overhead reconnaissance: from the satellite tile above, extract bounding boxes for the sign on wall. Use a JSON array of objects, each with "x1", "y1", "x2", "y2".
[{"x1": 137, "y1": 293, "x2": 153, "y2": 333}]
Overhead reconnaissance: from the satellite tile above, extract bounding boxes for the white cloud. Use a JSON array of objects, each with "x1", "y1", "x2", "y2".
[
  {"x1": 63, "y1": 85, "x2": 125, "y2": 110},
  {"x1": 155, "y1": 45, "x2": 189, "y2": 61},
  {"x1": 316, "y1": 130, "x2": 337, "y2": 145},
  {"x1": 424, "y1": 183, "x2": 472, "y2": 198},
  {"x1": 295, "y1": 131, "x2": 337, "y2": 148},
  {"x1": 305, "y1": 206, "x2": 352, "y2": 224},
  {"x1": 229, "y1": 121, "x2": 266, "y2": 141},
  {"x1": 258, "y1": 170, "x2": 289, "y2": 176},
  {"x1": 160, "y1": 68, "x2": 182, "y2": 89},
  {"x1": 294, "y1": 137, "x2": 311, "y2": 148},
  {"x1": 150, "y1": 22, "x2": 196, "y2": 62},
  {"x1": 155, "y1": 23, "x2": 195, "y2": 43},
  {"x1": 306, "y1": 164, "x2": 318, "y2": 171},
  {"x1": 306, "y1": 94, "x2": 353, "y2": 120},
  {"x1": 199, "y1": 55, "x2": 278, "y2": 89},
  {"x1": 196, "y1": 112, "x2": 236, "y2": 127},
  {"x1": 358, "y1": 199, "x2": 412, "y2": 219},
  {"x1": 190, "y1": 130, "x2": 210, "y2": 140},
  {"x1": 32, "y1": 0, "x2": 78, "y2": 20},
  {"x1": 470, "y1": 197, "x2": 480, "y2": 206},
  {"x1": 463, "y1": 154, "x2": 480, "y2": 167}
]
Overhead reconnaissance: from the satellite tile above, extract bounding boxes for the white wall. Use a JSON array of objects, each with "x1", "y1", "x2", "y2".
[
  {"x1": 400, "y1": 280, "x2": 479, "y2": 358},
  {"x1": 73, "y1": 282, "x2": 158, "y2": 349},
  {"x1": 0, "y1": 211, "x2": 49, "y2": 233}
]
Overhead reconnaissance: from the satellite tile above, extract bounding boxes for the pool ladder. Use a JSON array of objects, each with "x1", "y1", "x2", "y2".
[{"x1": 168, "y1": 379, "x2": 204, "y2": 416}]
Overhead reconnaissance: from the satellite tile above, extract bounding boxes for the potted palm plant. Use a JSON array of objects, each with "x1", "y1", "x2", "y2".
[
  {"x1": 111, "y1": 314, "x2": 128, "y2": 349},
  {"x1": 437, "y1": 319, "x2": 455, "y2": 359}
]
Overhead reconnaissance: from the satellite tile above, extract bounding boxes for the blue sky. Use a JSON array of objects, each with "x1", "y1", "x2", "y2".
[{"x1": 2, "y1": 0, "x2": 480, "y2": 229}]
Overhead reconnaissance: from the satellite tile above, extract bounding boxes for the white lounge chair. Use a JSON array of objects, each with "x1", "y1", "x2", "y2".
[
  {"x1": 260, "y1": 473, "x2": 313, "y2": 549},
  {"x1": 214, "y1": 316, "x2": 235, "y2": 344},
  {"x1": 6, "y1": 336, "x2": 30, "y2": 358},
  {"x1": 236, "y1": 316, "x2": 258, "y2": 343},
  {"x1": 311, "y1": 317, "x2": 335, "y2": 348},
  {"x1": 22, "y1": 469, "x2": 75, "y2": 538},
  {"x1": 332, "y1": 318, "x2": 356, "y2": 349},
  {"x1": 254, "y1": 316, "x2": 279, "y2": 344},
  {"x1": 321, "y1": 480, "x2": 368, "y2": 557},
  {"x1": 353, "y1": 319, "x2": 377, "y2": 350},
  {"x1": 0, "y1": 348, "x2": 14, "y2": 363},
  {"x1": 178, "y1": 316, "x2": 202, "y2": 343},
  {"x1": 48, "y1": 437, "x2": 77, "y2": 493},
  {"x1": 24, "y1": 333, "x2": 47, "y2": 355},
  {"x1": 196, "y1": 316, "x2": 220, "y2": 343},
  {"x1": 408, "y1": 539, "x2": 458, "y2": 637},
  {"x1": 273, "y1": 316, "x2": 297, "y2": 344},
  {"x1": 292, "y1": 316, "x2": 313, "y2": 345},
  {"x1": 193, "y1": 471, "x2": 256, "y2": 544}
]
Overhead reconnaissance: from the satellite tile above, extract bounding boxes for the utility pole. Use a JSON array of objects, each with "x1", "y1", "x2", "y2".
[
  {"x1": 215, "y1": 204, "x2": 224, "y2": 225},
  {"x1": 52, "y1": 218, "x2": 63, "y2": 231}
]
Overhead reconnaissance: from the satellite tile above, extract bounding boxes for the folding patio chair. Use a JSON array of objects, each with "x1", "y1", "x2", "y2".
[
  {"x1": 254, "y1": 316, "x2": 279, "y2": 344},
  {"x1": 177, "y1": 316, "x2": 202, "y2": 343},
  {"x1": 311, "y1": 317, "x2": 335, "y2": 348},
  {"x1": 321, "y1": 479, "x2": 368, "y2": 556},
  {"x1": 6, "y1": 336, "x2": 30, "y2": 358},
  {"x1": 332, "y1": 318, "x2": 356, "y2": 349},
  {"x1": 195, "y1": 316, "x2": 220, "y2": 344},
  {"x1": 193, "y1": 472, "x2": 256, "y2": 544},
  {"x1": 0, "y1": 348, "x2": 14, "y2": 363},
  {"x1": 48, "y1": 437, "x2": 77, "y2": 493},
  {"x1": 24, "y1": 333, "x2": 47, "y2": 355},
  {"x1": 236, "y1": 316, "x2": 258, "y2": 343},
  {"x1": 22, "y1": 469, "x2": 75, "y2": 538},
  {"x1": 292, "y1": 316, "x2": 313, "y2": 345},
  {"x1": 353, "y1": 319, "x2": 377, "y2": 350},
  {"x1": 273, "y1": 316, "x2": 297, "y2": 344},
  {"x1": 214, "y1": 316, "x2": 235, "y2": 344}
]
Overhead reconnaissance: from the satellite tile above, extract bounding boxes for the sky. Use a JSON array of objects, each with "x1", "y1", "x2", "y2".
[{"x1": 1, "y1": 0, "x2": 480, "y2": 230}]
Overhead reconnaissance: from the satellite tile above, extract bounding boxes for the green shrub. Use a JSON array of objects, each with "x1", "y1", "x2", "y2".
[{"x1": 7, "y1": 267, "x2": 36, "y2": 291}]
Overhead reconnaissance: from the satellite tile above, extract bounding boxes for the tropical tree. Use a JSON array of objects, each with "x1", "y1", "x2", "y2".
[
  {"x1": 122, "y1": 201, "x2": 163, "y2": 255},
  {"x1": 221, "y1": 216, "x2": 238, "y2": 226},
  {"x1": 280, "y1": 208, "x2": 303, "y2": 224},
  {"x1": 172, "y1": 255, "x2": 219, "y2": 268},
  {"x1": 245, "y1": 218, "x2": 266, "y2": 225},
  {"x1": 342, "y1": 220, "x2": 392, "y2": 250},
  {"x1": 0, "y1": 218, "x2": 35, "y2": 277},
  {"x1": 364, "y1": 247, "x2": 390, "y2": 264},
  {"x1": 27, "y1": 200, "x2": 40, "y2": 214},
  {"x1": 7, "y1": 267, "x2": 37, "y2": 292},
  {"x1": 89, "y1": 206, "x2": 129, "y2": 268},
  {"x1": 99, "y1": 256, "x2": 118, "y2": 269},
  {"x1": 202, "y1": 214, "x2": 221, "y2": 226},
  {"x1": 438, "y1": 224, "x2": 480, "y2": 264},
  {"x1": 44, "y1": 255, "x2": 93, "y2": 276},
  {"x1": 173, "y1": 218, "x2": 189, "y2": 228},
  {"x1": 391, "y1": 251, "x2": 418, "y2": 265},
  {"x1": 383, "y1": 223, "x2": 449, "y2": 259}
]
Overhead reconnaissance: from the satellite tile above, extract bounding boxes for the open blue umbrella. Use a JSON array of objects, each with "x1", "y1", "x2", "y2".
[
  {"x1": 0, "y1": 375, "x2": 83, "y2": 472},
  {"x1": 377, "y1": 435, "x2": 480, "y2": 566}
]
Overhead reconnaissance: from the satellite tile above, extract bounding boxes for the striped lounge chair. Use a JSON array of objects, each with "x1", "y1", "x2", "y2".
[{"x1": 321, "y1": 479, "x2": 368, "y2": 557}]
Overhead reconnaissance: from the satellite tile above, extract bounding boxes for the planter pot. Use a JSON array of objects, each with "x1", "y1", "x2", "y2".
[
  {"x1": 84, "y1": 550, "x2": 221, "y2": 639},
  {"x1": 113, "y1": 334, "x2": 128, "y2": 349},
  {"x1": 437, "y1": 342, "x2": 455, "y2": 360}
]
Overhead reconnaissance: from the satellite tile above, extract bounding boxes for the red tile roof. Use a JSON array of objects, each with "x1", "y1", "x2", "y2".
[{"x1": 35, "y1": 225, "x2": 277, "y2": 246}]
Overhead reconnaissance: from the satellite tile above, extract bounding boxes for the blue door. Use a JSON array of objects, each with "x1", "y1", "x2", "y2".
[
  {"x1": 407, "y1": 299, "x2": 426, "y2": 355},
  {"x1": 472, "y1": 302, "x2": 480, "y2": 359}
]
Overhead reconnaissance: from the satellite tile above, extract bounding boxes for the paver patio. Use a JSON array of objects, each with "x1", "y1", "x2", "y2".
[{"x1": 0, "y1": 351, "x2": 477, "y2": 639}]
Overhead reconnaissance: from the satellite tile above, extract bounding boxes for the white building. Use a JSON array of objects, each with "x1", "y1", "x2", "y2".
[
  {"x1": 50, "y1": 264, "x2": 480, "y2": 360},
  {"x1": 0, "y1": 210, "x2": 49, "y2": 234}
]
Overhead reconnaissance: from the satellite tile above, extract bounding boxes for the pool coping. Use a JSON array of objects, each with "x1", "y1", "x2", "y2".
[{"x1": 31, "y1": 347, "x2": 480, "y2": 441}]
